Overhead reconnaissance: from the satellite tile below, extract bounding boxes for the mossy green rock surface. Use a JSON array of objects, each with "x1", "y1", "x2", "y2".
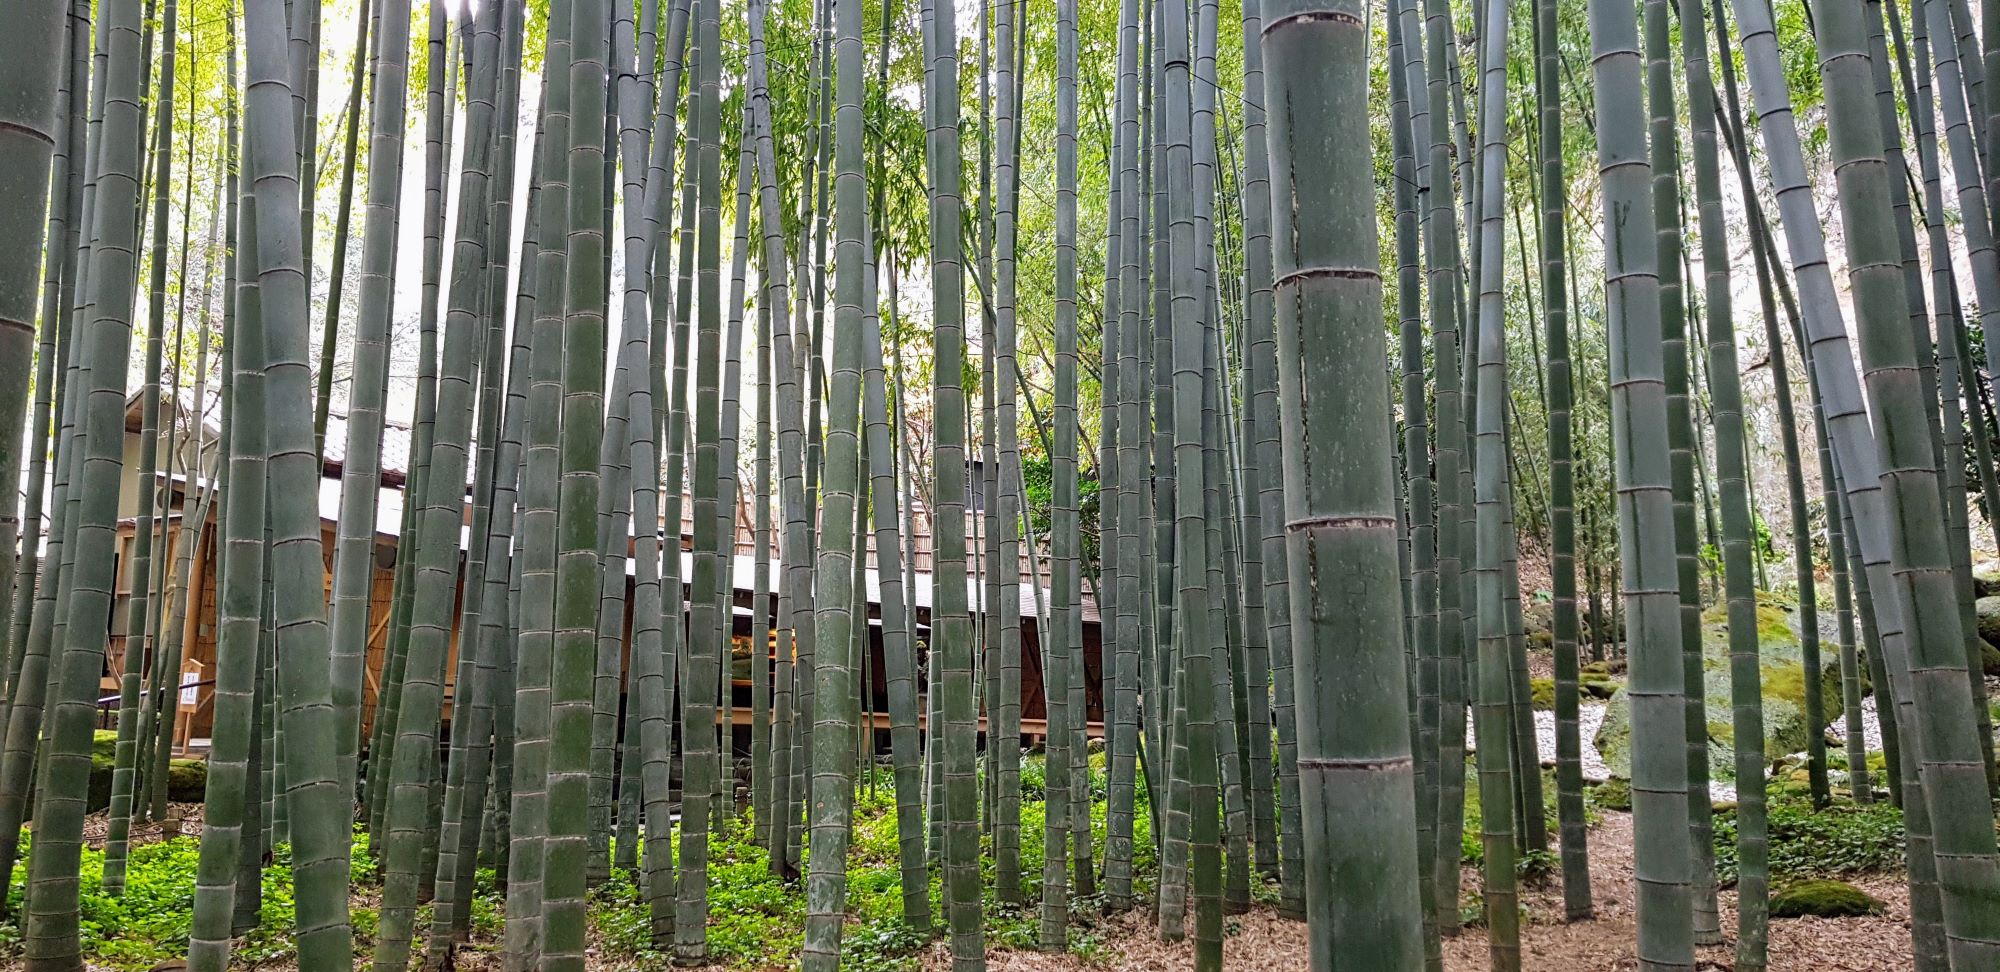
[
  {"x1": 1769, "y1": 879, "x2": 1883, "y2": 918},
  {"x1": 1529, "y1": 674, "x2": 1620, "y2": 711},
  {"x1": 1523, "y1": 600, "x2": 1554, "y2": 641},
  {"x1": 166, "y1": 758, "x2": 207, "y2": 801},
  {"x1": 84, "y1": 729, "x2": 207, "y2": 811},
  {"x1": 1969, "y1": 596, "x2": 2000, "y2": 673},
  {"x1": 88, "y1": 729, "x2": 117, "y2": 812},
  {"x1": 1588, "y1": 777, "x2": 1631, "y2": 811},
  {"x1": 1593, "y1": 590, "x2": 1842, "y2": 782}
]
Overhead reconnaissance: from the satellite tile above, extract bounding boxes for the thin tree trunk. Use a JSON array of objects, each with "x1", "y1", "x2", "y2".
[
  {"x1": 1103, "y1": 0, "x2": 1146, "y2": 913},
  {"x1": 103, "y1": 0, "x2": 178, "y2": 894},
  {"x1": 371, "y1": 2, "x2": 502, "y2": 964},
  {"x1": 918, "y1": 0, "x2": 983, "y2": 959},
  {"x1": 313, "y1": 0, "x2": 374, "y2": 461},
  {"x1": 329, "y1": 0, "x2": 409, "y2": 832},
  {"x1": 1681, "y1": 0, "x2": 1768, "y2": 961},
  {"x1": 546, "y1": 0, "x2": 612, "y2": 959},
  {"x1": 505, "y1": 0, "x2": 578, "y2": 961},
  {"x1": 1533, "y1": 0, "x2": 1590, "y2": 921}
]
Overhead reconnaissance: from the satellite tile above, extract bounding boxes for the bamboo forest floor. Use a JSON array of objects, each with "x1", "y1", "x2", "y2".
[
  {"x1": 28, "y1": 747, "x2": 1918, "y2": 972},
  {"x1": 905, "y1": 811, "x2": 1912, "y2": 972},
  {"x1": 1433, "y1": 813, "x2": 1913, "y2": 972}
]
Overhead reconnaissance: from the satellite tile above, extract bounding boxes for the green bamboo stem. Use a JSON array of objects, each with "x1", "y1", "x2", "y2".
[
  {"x1": 1387, "y1": 0, "x2": 1444, "y2": 957},
  {"x1": 1534, "y1": 0, "x2": 1589, "y2": 920},
  {"x1": 505, "y1": 0, "x2": 577, "y2": 960},
  {"x1": 1103, "y1": 0, "x2": 1146, "y2": 912},
  {"x1": 918, "y1": 0, "x2": 983, "y2": 958},
  {"x1": 1419, "y1": 0, "x2": 1471, "y2": 923},
  {"x1": 370, "y1": 1, "x2": 502, "y2": 962},
  {"x1": 546, "y1": 0, "x2": 612, "y2": 958},
  {"x1": 1039, "y1": 0, "x2": 1079, "y2": 944},
  {"x1": 103, "y1": 0, "x2": 177, "y2": 894},
  {"x1": 1468, "y1": 0, "x2": 1522, "y2": 960},
  {"x1": 189, "y1": 108, "x2": 262, "y2": 969},
  {"x1": 858, "y1": 171, "x2": 929, "y2": 938},
  {"x1": 0, "y1": 0, "x2": 71, "y2": 723},
  {"x1": 1680, "y1": 0, "x2": 1769, "y2": 962},
  {"x1": 1588, "y1": 0, "x2": 1698, "y2": 961},
  {"x1": 1641, "y1": 0, "x2": 1720, "y2": 938},
  {"x1": 21, "y1": 0, "x2": 146, "y2": 960},
  {"x1": 1263, "y1": 0, "x2": 1427, "y2": 962}
]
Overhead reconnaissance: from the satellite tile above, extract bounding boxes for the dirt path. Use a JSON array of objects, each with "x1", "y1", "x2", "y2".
[{"x1": 925, "y1": 811, "x2": 1913, "y2": 971}]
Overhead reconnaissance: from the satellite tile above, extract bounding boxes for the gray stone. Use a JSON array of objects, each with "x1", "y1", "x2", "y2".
[{"x1": 1593, "y1": 591, "x2": 1841, "y2": 782}]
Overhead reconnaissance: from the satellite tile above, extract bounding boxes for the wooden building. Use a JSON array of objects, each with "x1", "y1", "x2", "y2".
[{"x1": 108, "y1": 396, "x2": 1102, "y2": 759}]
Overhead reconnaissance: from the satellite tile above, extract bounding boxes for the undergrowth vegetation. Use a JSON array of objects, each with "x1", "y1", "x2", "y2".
[
  {"x1": 0, "y1": 828, "x2": 382, "y2": 969},
  {"x1": 592, "y1": 751, "x2": 1154, "y2": 970},
  {"x1": 10, "y1": 751, "x2": 1922, "y2": 969},
  {"x1": 7, "y1": 751, "x2": 1154, "y2": 971},
  {"x1": 1711, "y1": 797, "x2": 1906, "y2": 886}
]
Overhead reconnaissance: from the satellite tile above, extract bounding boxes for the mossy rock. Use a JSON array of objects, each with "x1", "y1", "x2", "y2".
[
  {"x1": 1528, "y1": 629, "x2": 1553, "y2": 651},
  {"x1": 1532, "y1": 675, "x2": 1614, "y2": 706},
  {"x1": 1588, "y1": 777, "x2": 1631, "y2": 811},
  {"x1": 92, "y1": 728, "x2": 118, "y2": 761},
  {"x1": 1975, "y1": 562, "x2": 2000, "y2": 599},
  {"x1": 1772, "y1": 767, "x2": 1817, "y2": 800},
  {"x1": 1523, "y1": 600, "x2": 1555, "y2": 642},
  {"x1": 1968, "y1": 604, "x2": 2000, "y2": 676},
  {"x1": 1984, "y1": 637, "x2": 2000, "y2": 677},
  {"x1": 1529, "y1": 677, "x2": 1555, "y2": 711},
  {"x1": 1594, "y1": 590, "x2": 1843, "y2": 783},
  {"x1": 1826, "y1": 748, "x2": 1890, "y2": 778},
  {"x1": 1579, "y1": 673, "x2": 1621, "y2": 700},
  {"x1": 84, "y1": 730, "x2": 206, "y2": 812},
  {"x1": 1769, "y1": 879, "x2": 1883, "y2": 918},
  {"x1": 1581, "y1": 659, "x2": 1626, "y2": 677},
  {"x1": 167, "y1": 759, "x2": 207, "y2": 802},
  {"x1": 1974, "y1": 597, "x2": 2000, "y2": 669},
  {"x1": 88, "y1": 729, "x2": 118, "y2": 813}
]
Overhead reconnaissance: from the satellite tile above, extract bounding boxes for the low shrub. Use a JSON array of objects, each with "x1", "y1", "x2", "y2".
[{"x1": 1711, "y1": 798, "x2": 1904, "y2": 885}]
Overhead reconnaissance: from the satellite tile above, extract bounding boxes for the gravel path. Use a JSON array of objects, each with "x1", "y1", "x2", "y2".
[{"x1": 1464, "y1": 702, "x2": 1611, "y2": 782}]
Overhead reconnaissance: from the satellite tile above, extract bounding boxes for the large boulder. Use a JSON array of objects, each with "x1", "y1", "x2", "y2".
[
  {"x1": 84, "y1": 729, "x2": 207, "y2": 812},
  {"x1": 1523, "y1": 600, "x2": 1554, "y2": 642},
  {"x1": 1975, "y1": 561, "x2": 2000, "y2": 599},
  {"x1": 1593, "y1": 591, "x2": 1842, "y2": 782},
  {"x1": 1969, "y1": 596, "x2": 2000, "y2": 674}
]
